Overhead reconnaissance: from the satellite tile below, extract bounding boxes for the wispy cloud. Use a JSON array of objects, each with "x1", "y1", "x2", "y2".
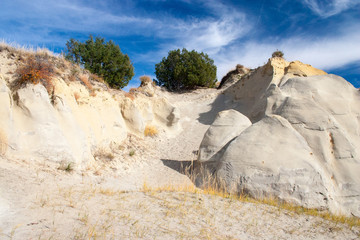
[
  {"x1": 301, "y1": 0, "x2": 360, "y2": 17},
  {"x1": 214, "y1": 23, "x2": 360, "y2": 78},
  {"x1": 1, "y1": 0, "x2": 359, "y2": 85}
]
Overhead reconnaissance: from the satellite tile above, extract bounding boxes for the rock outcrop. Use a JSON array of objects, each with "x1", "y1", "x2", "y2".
[
  {"x1": 0, "y1": 48, "x2": 180, "y2": 168},
  {"x1": 197, "y1": 57, "x2": 360, "y2": 217}
]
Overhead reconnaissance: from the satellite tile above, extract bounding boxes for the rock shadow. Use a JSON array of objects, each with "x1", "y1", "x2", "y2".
[
  {"x1": 160, "y1": 159, "x2": 194, "y2": 175},
  {"x1": 197, "y1": 94, "x2": 231, "y2": 125}
]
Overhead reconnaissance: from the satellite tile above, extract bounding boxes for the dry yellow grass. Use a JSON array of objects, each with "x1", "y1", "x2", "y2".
[
  {"x1": 141, "y1": 179, "x2": 360, "y2": 229},
  {"x1": 89, "y1": 91, "x2": 97, "y2": 97},
  {"x1": 139, "y1": 75, "x2": 153, "y2": 86},
  {"x1": 0, "y1": 41, "x2": 56, "y2": 58},
  {"x1": 73, "y1": 92, "x2": 80, "y2": 102},
  {"x1": 144, "y1": 125, "x2": 158, "y2": 137},
  {"x1": 124, "y1": 92, "x2": 135, "y2": 100},
  {"x1": 79, "y1": 73, "x2": 93, "y2": 91}
]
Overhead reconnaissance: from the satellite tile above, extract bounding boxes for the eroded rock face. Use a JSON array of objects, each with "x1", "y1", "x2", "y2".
[
  {"x1": 197, "y1": 59, "x2": 360, "y2": 217},
  {"x1": 197, "y1": 109, "x2": 251, "y2": 163},
  {"x1": 1, "y1": 70, "x2": 181, "y2": 168}
]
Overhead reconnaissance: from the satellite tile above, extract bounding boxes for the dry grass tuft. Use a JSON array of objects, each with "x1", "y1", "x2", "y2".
[
  {"x1": 74, "y1": 92, "x2": 80, "y2": 102},
  {"x1": 0, "y1": 41, "x2": 56, "y2": 58},
  {"x1": 93, "y1": 148, "x2": 115, "y2": 161},
  {"x1": 89, "y1": 91, "x2": 97, "y2": 97},
  {"x1": 124, "y1": 92, "x2": 135, "y2": 100},
  {"x1": 141, "y1": 171, "x2": 360, "y2": 229},
  {"x1": 79, "y1": 73, "x2": 93, "y2": 91},
  {"x1": 129, "y1": 87, "x2": 138, "y2": 93},
  {"x1": 144, "y1": 125, "x2": 158, "y2": 137},
  {"x1": 139, "y1": 75, "x2": 153, "y2": 86},
  {"x1": 0, "y1": 128, "x2": 8, "y2": 156},
  {"x1": 89, "y1": 73, "x2": 105, "y2": 83}
]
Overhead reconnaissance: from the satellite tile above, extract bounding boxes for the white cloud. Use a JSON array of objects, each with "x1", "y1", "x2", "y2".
[
  {"x1": 213, "y1": 24, "x2": 360, "y2": 79},
  {"x1": 302, "y1": 0, "x2": 360, "y2": 17}
]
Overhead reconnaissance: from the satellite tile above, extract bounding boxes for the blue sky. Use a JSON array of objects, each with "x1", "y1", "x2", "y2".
[{"x1": 1, "y1": 0, "x2": 359, "y2": 90}]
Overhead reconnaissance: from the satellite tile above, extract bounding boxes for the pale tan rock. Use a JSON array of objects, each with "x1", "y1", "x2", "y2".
[
  {"x1": 152, "y1": 97, "x2": 180, "y2": 127},
  {"x1": 198, "y1": 60, "x2": 360, "y2": 217},
  {"x1": 121, "y1": 97, "x2": 146, "y2": 135},
  {"x1": 198, "y1": 109, "x2": 251, "y2": 162}
]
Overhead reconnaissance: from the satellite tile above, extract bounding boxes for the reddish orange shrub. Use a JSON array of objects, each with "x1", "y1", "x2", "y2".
[
  {"x1": 16, "y1": 56, "x2": 54, "y2": 94},
  {"x1": 16, "y1": 56, "x2": 53, "y2": 85}
]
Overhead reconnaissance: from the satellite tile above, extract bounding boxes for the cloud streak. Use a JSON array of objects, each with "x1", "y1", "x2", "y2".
[
  {"x1": 301, "y1": 0, "x2": 360, "y2": 17},
  {"x1": 214, "y1": 23, "x2": 360, "y2": 79},
  {"x1": 1, "y1": 0, "x2": 359, "y2": 87}
]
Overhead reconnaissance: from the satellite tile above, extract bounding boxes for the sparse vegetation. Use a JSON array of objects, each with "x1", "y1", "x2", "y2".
[
  {"x1": 129, "y1": 149, "x2": 135, "y2": 156},
  {"x1": 15, "y1": 55, "x2": 54, "y2": 94},
  {"x1": 78, "y1": 73, "x2": 93, "y2": 91},
  {"x1": 124, "y1": 92, "x2": 135, "y2": 100},
  {"x1": 58, "y1": 162, "x2": 74, "y2": 172},
  {"x1": 144, "y1": 125, "x2": 158, "y2": 137},
  {"x1": 218, "y1": 63, "x2": 246, "y2": 89},
  {"x1": 141, "y1": 181, "x2": 360, "y2": 229},
  {"x1": 139, "y1": 75, "x2": 153, "y2": 86},
  {"x1": 93, "y1": 148, "x2": 115, "y2": 161},
  {"x1": 65, "y1": 35, "x2": 134, "y2": 89},
  {"x1": 155, "y1": 48, "x2": 217, "y2": 91},
  {"x1": 272, "y1": 50, "x2": 284, "y2": 58},
  {"x1": 73, "y1": 92, "x2": 80, "y2": 102}
]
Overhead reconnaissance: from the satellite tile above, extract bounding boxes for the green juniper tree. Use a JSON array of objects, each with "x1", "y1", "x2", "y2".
[
  {"x1": 65, "y1": 35, "x2": 134, "y2": 89},
  {"x1": 155, "y1": 48, "x2": 217, "y2": 91}
]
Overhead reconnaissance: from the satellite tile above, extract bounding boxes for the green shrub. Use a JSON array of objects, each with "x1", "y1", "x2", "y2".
[
  {"x1": 65, "y1": 35, "x2": 134, "y2": 89},
  {"x1": 272, "y1": 50, "x2": 284, "y2": 58},
  {"x1": 155, "y1": 48, "x2": 217, "y2": 91}
]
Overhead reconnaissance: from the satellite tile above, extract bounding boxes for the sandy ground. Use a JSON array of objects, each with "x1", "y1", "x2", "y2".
[{"x1": 1, "y1": 88, "x2": 359, "y2": 239}]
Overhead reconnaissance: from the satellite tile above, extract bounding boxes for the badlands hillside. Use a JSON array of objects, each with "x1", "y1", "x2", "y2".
[{"x1": 0, "y1": 44, "x2": 359, "y2": 239}]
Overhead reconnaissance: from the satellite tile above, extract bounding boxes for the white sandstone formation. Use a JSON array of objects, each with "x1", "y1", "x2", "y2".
[
  {"x1": 197, "y1": 109, "x2": 251, "y2": 162},
  {"x1": 0, "y1": 49, "x2": 180, "y2": 168},
  {"x1": 197, "y1": 57, "x2": 360, "y2": 217}
]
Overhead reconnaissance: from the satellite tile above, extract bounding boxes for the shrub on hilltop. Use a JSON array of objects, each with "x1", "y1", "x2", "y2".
[
  {"x1": 272, "y1": 50, "x2": 284, "y2": 58},
  {"x1": 155, "y1": 48, "x2": 217, "y2": 91},
  {"x1": 65, "y1": 35, "x2": 134, "y2": 89}
]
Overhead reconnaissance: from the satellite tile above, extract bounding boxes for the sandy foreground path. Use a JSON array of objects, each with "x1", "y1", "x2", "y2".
[{"x1": 0, "y1": 89, "x2": 359, "y2": 239}]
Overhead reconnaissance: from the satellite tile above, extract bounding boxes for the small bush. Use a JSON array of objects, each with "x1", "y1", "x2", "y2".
[
  {"x1": 129, "y1": 149, "x2": 135, "y2": 156},
  {"x1": 15, "y1": 56, "x2": 54, "y2": 94},
  {"x1": 140, "y1": 75, "x2": 153, "y2": 86},
  {"x1": 58, "y1": 162, "x2": 74, "y2": 172},
  {"x1": 236, "y1": 64, "x2": 245, "y2": 74},
  {"x1": 272, "y1": 50, "x2": 284, "y2": 58},
  {"x1": 144, "y1": 125, "x2": 158, "y2": 137}
]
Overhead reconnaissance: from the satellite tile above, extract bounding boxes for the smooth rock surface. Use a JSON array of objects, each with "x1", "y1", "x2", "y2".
[
  {"x1": 197, "y1": 58, "x2": 360, "y2": 217},
  {"x1": 197, "y1": 109, "x2": 251, "y2": 162}
]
